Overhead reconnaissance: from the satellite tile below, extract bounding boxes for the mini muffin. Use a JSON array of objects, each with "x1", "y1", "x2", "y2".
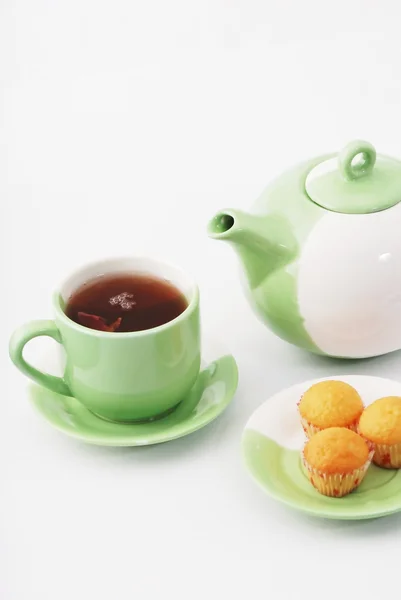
[
  {"x1": 302, "y1": 427, "x2": 374, "y2": 497},
  {"x1": 358, "y1": 396, "x2": 401, "y2": 469},
  {"x1": 298, "y1": 380, "x2": 364, "y2": 438}
]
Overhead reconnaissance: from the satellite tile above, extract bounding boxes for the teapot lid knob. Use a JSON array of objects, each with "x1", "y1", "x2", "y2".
[
  {"x1": 339, "y1": 140, "x2": 376, "y2": 181},
  {"x1": 305, "y1": 139, "x2": 401, "y2": 214}
]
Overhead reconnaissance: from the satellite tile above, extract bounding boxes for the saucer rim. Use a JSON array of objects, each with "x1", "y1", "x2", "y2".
[{"x1": 28, "y1": 353, "x2": 238, "y2": 447}]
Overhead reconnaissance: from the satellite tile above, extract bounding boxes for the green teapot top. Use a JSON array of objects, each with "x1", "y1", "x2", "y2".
[{"x1": 304, "y1": 139, "x2": 401, "y2": 214}]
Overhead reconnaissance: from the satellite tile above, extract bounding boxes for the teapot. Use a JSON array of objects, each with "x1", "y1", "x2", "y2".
[{"x1": 208, "y1": 140, "x2": 401, "y2": 359}]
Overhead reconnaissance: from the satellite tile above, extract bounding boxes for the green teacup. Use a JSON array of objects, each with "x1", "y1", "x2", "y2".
[{"x1": 9, "y1": 257, "x2": 201, "y2": 422}]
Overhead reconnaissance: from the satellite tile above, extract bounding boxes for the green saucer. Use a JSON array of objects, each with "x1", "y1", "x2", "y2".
[
  {"x1": 242, "y1": 375, "x2": 401, "y2": 520},
  {"x1": 29, "y1": 355, "x2": 238, "y2": 446}
]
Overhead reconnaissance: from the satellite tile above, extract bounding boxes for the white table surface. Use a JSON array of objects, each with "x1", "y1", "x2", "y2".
[{"x1": 3, "y1": 1, "x2": 401, "y2": 598}]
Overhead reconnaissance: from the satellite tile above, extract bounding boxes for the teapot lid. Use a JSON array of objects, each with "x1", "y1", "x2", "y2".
[{"x1": 305, "y1": 140, "x2": 401, "y2": 214}]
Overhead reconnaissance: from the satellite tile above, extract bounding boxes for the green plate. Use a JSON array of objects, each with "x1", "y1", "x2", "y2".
[
  {"x1": 242, "y1": 375, "x2": 401, "y2": 520},
  {"x1": 28, "y1": 352, "x2": 238, "y2": 446}
]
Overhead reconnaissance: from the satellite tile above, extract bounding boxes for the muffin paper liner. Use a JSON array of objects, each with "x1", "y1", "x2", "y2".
[
  {"x1": 301, "y1": 441, "x2": 375, "y2": 497},
  {"x1": 299, "y1": 414, "x2": 359, "y2": 439},
  {"x1": 371, "y1": 442, "x2": 401, "y2": 469}
]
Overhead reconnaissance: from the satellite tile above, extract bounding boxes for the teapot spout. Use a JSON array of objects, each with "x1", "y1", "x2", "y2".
[{"x1": 208, "y1": 209, "x2": 298, "y2": 288}]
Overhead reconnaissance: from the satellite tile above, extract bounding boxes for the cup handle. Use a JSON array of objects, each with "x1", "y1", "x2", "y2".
[{"x1": 9, "y1": 320, "x2": 71, "y2": 396}]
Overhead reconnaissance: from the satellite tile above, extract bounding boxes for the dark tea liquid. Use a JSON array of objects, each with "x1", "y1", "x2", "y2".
[{"x1": 65, "y1": 273, "x2": 188, "y2": 333}]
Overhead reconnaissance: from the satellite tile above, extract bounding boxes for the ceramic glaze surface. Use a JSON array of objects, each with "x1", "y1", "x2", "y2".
[
  {"x1": 298, "y1": 203, "x2": 401, "y2": 358},
  {"x1": 209, "y1": 141, "x2": 401, "y2": 358},
  {"x1": 243, "y1": 375, "x2": 401, "y2": 520}
]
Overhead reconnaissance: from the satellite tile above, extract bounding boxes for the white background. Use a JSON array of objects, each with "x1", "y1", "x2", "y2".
[{"x1": 2, "y1": 1, "x2": 401, "y2": 598}]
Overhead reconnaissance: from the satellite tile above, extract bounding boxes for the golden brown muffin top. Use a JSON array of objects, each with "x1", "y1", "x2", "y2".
[
  {"x1": 299, "y1": 380, "x2": 364, "y2": 428},
  {"x1": 359, "y1": 396, "x2": 401, "y2": 445},
  {"x1": 303, "y1": 427, "x2": 370, "y2": 474}
]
